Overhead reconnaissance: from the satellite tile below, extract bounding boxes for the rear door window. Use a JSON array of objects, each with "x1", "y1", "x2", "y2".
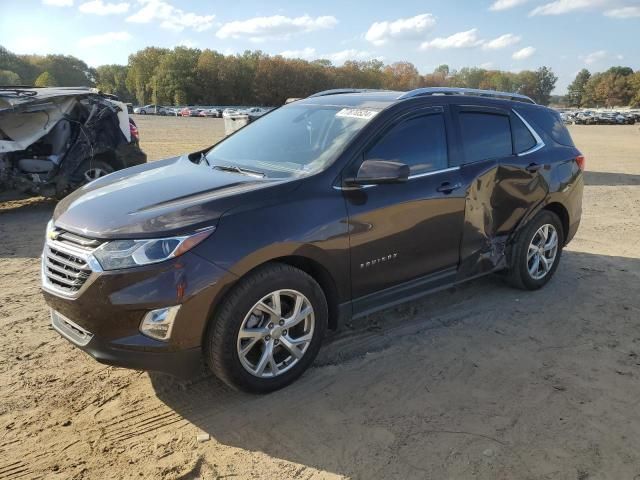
[
  {"x1": 458, "y1": 112, "x2": 512, "y2": 164},
  {"x1": 365, "y1": 113, "x2": 448, "y2": 175}
]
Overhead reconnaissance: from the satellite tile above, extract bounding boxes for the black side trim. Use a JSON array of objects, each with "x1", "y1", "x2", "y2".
[{"x1": 351, "y1": 267, "x2": 457, "y2": 319}]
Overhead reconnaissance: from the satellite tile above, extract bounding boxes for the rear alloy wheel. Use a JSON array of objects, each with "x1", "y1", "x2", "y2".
[
  {"x1": 506, "y1": 210, "x2": 564, "y2": 290},
  {"x1": 205, "y1": 264, "x2": 327, "y2": 393},
  {"x1": 76, "y1": 159, "x2": 114, "y2": 186},
  {"x1": 526, "y1": 224, "x2": 559, "y2": 280}
]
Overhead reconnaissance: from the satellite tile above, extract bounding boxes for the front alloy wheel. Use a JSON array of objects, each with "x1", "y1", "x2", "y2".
[
  {"x1": 205, "y1": 263, "x2": 328, "y2": 393},
  {"x1": 237, "y1": 289, "x2": 315, "y2": 378}
]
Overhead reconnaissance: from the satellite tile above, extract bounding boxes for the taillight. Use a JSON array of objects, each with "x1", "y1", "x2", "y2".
[
  {"x1": 575, "y1": 155, "x2": 585, "y2": 171},
  {"x1": 129, "y1": 121, "x2": 139, "y2": 141}
]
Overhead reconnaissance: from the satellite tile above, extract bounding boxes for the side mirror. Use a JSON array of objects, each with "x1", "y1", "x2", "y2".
[{"x1": 346, "y1": 159, "x2": 410, "y2": 186}]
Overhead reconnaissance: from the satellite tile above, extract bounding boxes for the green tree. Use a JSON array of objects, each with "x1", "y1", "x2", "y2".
[
  {"x1": 629, "y1": 72, "x2": 640, "y2": 107},
  {"x1": 0, "y1": 69, "x2": 22, "y2": 85},
  {"x1": 0, "y1": 46, "x2": 39, "y2": 84},
  {"x1": 582, "y1": 73, "x2": 604, "y2": 107},
  {"x1": 567, "y1": 69, "x2": 591, "y2": 107},
  {"x1": 34, "y1": 71, "x2": 58, "y2": 86},
  {"x1": 26, "y1": 54, "x2": 94, "y2": 86},
  {"x1": 95, "y1": 64, "x2": 131, "y2": 101},
  {"x1": 126, "y1": 47, "x2": 169, "y2": 105},
  {"x1": 152, "y1": 47, "x2": 201, "y2": 105},
  {"x1": 532, "y1": 66, "x2": 558, "y2": 105}
]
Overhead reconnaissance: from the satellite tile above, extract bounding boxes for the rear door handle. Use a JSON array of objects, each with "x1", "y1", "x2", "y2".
[
  {"x1": 526, "y1": 162, "x2": 543, "y2": 173},
  {"x1": 436, "y1": 182, "x2": 462, "y2": 194}
]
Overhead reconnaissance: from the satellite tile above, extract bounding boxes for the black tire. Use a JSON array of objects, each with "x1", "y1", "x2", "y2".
[
  {"x1": 205, "y1": 263, "x2": 328, "y2": 393},
  {"x1": 506, "y1": 210, "x2": 564, "y2": 290},
  {"x1": 139, "y1": 110, "x2": 146, "y2": 115}
]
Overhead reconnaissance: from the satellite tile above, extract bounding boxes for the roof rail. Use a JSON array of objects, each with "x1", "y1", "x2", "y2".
[
  {"x1": 308, "y1": 88, "x2": 391, "y2": 98},
  {"x1": 398, "y1": 87, "x2": 536, "y2": 104}
]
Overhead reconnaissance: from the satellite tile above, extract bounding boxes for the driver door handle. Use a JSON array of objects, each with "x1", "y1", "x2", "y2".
[{"x1": 436, "y1": 182, "x2": 462, "y2": 194}]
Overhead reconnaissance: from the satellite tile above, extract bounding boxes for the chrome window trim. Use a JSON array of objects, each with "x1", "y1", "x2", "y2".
[
  {"x1": 512, "y1": 109, "x2": 545, "y2": 156},
  {"x1": 333, "y1": 166, "x2": 460, "y2": 190},
  {"x1": 408, "y1": 166, "x2": 460, "y2": 180}
]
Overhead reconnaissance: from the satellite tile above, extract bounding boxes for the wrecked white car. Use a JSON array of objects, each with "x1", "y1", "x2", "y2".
[{"x1": 0, "y1": 87, "x2": 146, "y2": 199}]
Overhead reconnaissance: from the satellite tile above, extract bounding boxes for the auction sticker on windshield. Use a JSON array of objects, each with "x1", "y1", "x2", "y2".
[{"x1": 335, "y1": 108, "x2": 379, "y2": 120}]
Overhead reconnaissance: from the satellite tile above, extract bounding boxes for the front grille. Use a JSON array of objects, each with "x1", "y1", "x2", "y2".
[{"x1": 43, "y1": 228, "x2": 102, "y2": 296}]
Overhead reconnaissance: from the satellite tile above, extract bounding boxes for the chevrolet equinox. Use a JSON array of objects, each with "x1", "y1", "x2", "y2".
[{"x1": 42, "y1": 88, "x2": 584, "y2": 393}]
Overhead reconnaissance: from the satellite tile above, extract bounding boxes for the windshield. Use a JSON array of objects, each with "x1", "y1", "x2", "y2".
[{"x1": 205, "y1": 104, "x2": 378, "y2": 178}]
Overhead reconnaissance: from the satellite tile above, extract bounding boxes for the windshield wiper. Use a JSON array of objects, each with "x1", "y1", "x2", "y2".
[{"x1": 211, "y1": 164, "x2": 265, "y2": 178}]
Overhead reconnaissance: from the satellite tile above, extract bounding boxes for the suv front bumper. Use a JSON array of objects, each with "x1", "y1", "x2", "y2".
[{"x1": 42, "y1": 249, "x2": 233, "y2": 378}]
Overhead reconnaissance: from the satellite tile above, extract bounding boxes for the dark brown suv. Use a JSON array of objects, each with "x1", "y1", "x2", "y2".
[{"x1": 42, "y1": 88, "x2": 584, "y2": 393}]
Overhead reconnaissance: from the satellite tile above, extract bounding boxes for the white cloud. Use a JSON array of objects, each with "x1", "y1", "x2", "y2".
[
  {"x1": 216, "y1": 15, "x2": 337, "y2": 42},
  {"x1": 127, "y1": 0, "x2": 214, "y2": 32},
  {"x1": 529, "y1": 0, "x2": 609, "y2": 16},
  {"x1": 278, "y1": 48, "x2": 381, "y2": 65},
  {"x1": 581, "y1": 49, "x2": 608, "y2": 64},
  {"x1": 325, "y1": 49, "x2": 381, "y2": 64},
  {"x1": 604, "y1": 5, "x2": 640, "y2": 17},
  {"x1": 489, "y1": 0, "x2": 528, "y2": 11},
  {"x1": 3, "y1": 35, "x2": 55, "y2": 55},
  {"x1": 420, "y1": 28, "x2": 484, "y2": 50},
  {"x1": 78, "y1": 31, "x2": 132, "y2": 47},
  {"x1": 175, "y1": 39, "x2": 198, "y2": 48},
  {"x1": 365, "y1": 13, "x2": 436, "y2": 46},
  {"x1": 279, "y1": 48, "x2": 317, "y2": 60},
  {"x1": 479, "y1": 62, "x2": 495, "y2": 69},
  {"x1": 43, "y1": 0, "x2": 73, "y2": 5},
  {"x1": 512, "y1": 46, "x2": 536, "y2": 59},
  {"x1": 482, "y1": 33, "x2": 521, "y2": 49},
  {"x1": 79, "y1": 0, "x2": 129, "y2": 15}
]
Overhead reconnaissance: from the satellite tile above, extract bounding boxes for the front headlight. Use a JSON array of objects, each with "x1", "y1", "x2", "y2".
[{"x1": 91, "y1": 227, "x2": 214, "y2": 271}]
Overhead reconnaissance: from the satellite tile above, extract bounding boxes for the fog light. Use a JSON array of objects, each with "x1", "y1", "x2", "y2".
[{"x1": 140, "y1": 306, "x2": 180, "y2": 341}]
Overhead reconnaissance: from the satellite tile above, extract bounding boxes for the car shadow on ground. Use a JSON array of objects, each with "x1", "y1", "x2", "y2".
[
  {"x1": 150, "y1": 250, "x2": 640, "y2": 478},
  {"x1": 583, "y1": 171, "x2": 640, "y2": 186}
]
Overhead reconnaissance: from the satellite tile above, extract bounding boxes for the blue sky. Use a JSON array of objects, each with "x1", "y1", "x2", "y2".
[{"x1": 1, "y1": 0, "x2": 638, "y2": 92}]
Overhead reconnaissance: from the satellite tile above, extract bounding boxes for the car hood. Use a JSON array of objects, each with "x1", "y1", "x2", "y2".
[{"x1": 54, "y1": 155, "x2": 290, "y2": 239}]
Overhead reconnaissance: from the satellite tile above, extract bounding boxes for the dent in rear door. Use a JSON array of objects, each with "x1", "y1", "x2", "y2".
[{"x1": 453, "y1": 107, "x2": 548, "y2": 278}]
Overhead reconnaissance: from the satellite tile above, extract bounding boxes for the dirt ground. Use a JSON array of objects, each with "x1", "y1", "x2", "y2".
[{"x1": 0, "y1": 117, "x2": 639, "y2": 480}]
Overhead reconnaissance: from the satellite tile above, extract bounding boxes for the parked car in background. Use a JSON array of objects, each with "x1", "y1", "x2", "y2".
[
  {"x1": 199, "y1": 108, "x2": 222, "y2": 118},
  {"x1": 0, "y1": 87, "x2": 146, "y2": 199},
  {"x1": 244, "y1": 107, "x2": 267, "y2": 120},
  {"x1": 574, "y1": 111, "x2": 597, "y2": 125},
  {"x1": 42, "y1": 87, "x2": 583, "y2": 393},
  {"x1": 222, "y1": 108, "x2": 240, "y2": 117},
  {"x1": 134, "y1": 104, "x2": 169, "y2": 115},
  {"x1": 180, "y1": 107, "x2": 203, "y2": 117}
]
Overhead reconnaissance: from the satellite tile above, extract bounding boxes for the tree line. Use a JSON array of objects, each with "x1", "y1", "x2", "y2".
[
  {"x1": 2, "y1": 44, "x2": 636, "y2": 107},
  {"x1": 566, "y1": 67, "x2": 640, "y2": 108}
]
